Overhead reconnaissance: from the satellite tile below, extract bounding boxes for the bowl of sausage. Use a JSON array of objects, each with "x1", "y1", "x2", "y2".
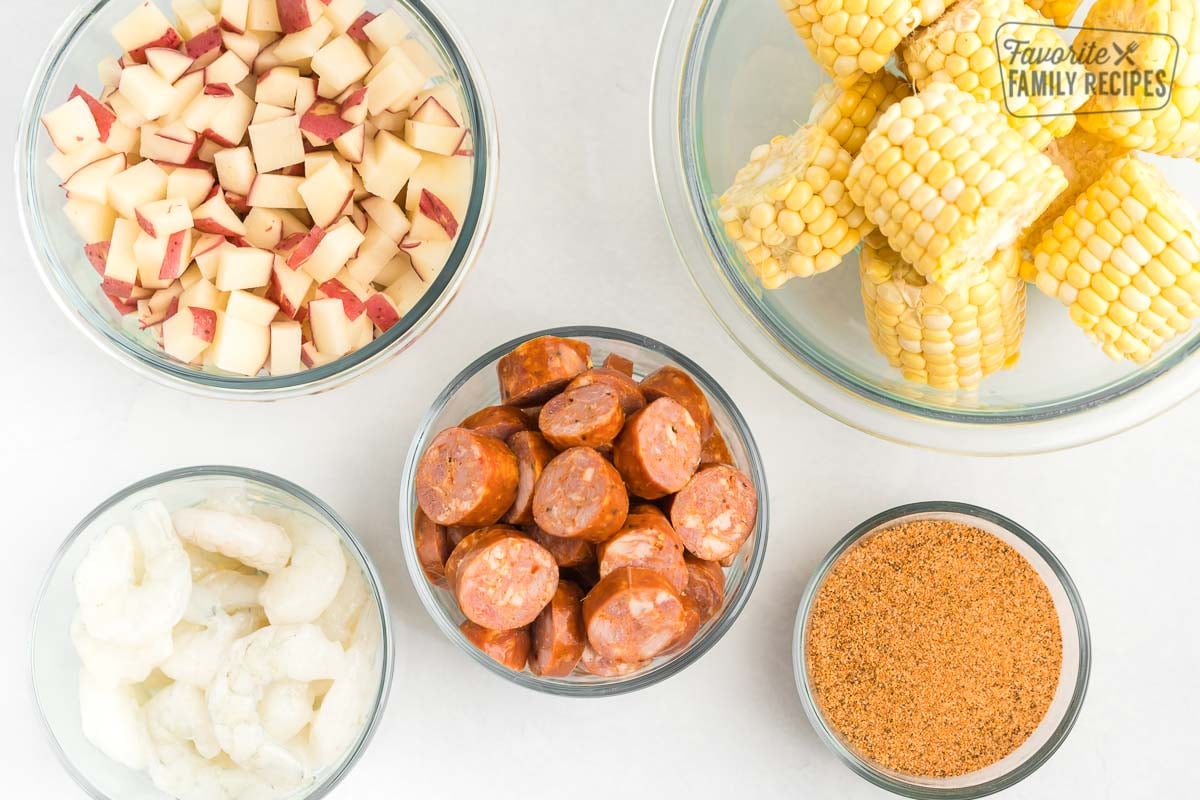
[{"x1": 401, "y1": 326, "x2": 767, "y2": 695}]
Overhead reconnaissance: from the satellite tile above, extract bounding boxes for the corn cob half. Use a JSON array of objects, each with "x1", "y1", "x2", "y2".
[
  {"x1": 1029, "y1": 155, "x2": 1200, "y2": 362},
  {"x1": 718, "y1": 125, "x2": 871, "y2": 288},
  {"x1": 900, "y1": 0, "x2": 1087, "y2": 150},
  {"x1": 861, "y1": 232, "x2": 1026, "y2": 390},
  {"x1": 847, "y1": 85, "x2": 1068, "y2": 287},
  {"x1": 808, "y1": 71, "x2": 913, "y2": 156},
  {"x1": 1024, "y1": 0, "x2": 1084, "y2": 27}
]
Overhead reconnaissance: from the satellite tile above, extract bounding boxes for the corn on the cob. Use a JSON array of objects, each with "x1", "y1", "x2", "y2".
[
  {"x1": 808, "y1": 71, "x2": 913, "y2": 156},
  {"x1": 1024, "y1": 0, "x2": 1084, "y2": 27},
  {"x1": 1075, "y1": 0, "x2": 1200, "y2": 158},
  {"x1": 847, "y1": 85, "x2": 1068, "y2": 287},
  {"x1": 861, "y1": 232, "x2": 1026, "y2": 389},
  {"x1": 778, "y1": 0, "x2": 954, "y2": 86},
  {"x1": 899, "y1": 0, "x2": 1087, "y2": 150},
  {"x1": 718, "y1": 125, "x2": 871, "y2": 287},
  {"x1": 1028, "y1": 155, "x2": 1200, "y2": 362}
]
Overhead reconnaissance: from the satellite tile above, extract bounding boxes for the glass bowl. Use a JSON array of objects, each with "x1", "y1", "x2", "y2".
[
  {"x1": 31, "y1": 466, "x2": 395, "y2": 800},
  {"x1": 400, "y1": 325, "x2": 769, "y2": 696},
  {"x1": 650, "y1": 0, "x2": 1200, "y2": 454},
  {"x1": 793, "y1": 501, "x2": 1090, "y2": 799},
  {"x1": 16, "y1": 0, "x2": 497, "y2": 400}
]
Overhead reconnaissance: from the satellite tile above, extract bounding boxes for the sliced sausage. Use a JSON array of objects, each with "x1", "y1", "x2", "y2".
[
  {"x1": 461, "y1": 405, "x2": 532, "y2": 441},
  {"x1": 579, "y1": 644, "x2": 648, "y2": 677},
  {"x1": 662, "y1": 596, "x2": 702, "y2": 656},
  {"x1": 566, "y1": 367, "x2": 646, "y2": 416},
  {"x1": 502, "y1": 431, "x2": 558, "y2": 525},
  {"x1": 528, "y1": 581, "x2": 586, "y2": 677},
  {"x1": 602, "y1": 353, "x2": 635, "y2": 377},
  {"x1": 497, "y1": 336, "x2": 591, "y2": 407},
  {"x1": 699, "y1": 426, "x2": 734, "y2": 467},
  {"x1": 460, "y1": 621, "x2": 530, "y2": 671},
  {"x1": 446, "y1": 525, "x2": 475, "y2": 550},
  {"x1": 612, "y1": 398, "x2": 702, "y2": 500},
  {"x1": 413, "y1": 508, "x2": 451, "y2": 587},
  {"x1": 538, "y1": 384, "x2": 625, "y2": 449},
  {"x1": 562, "y1": 561, "x2": 601, "y2": 593},
  {"x1": 416, "y1": 428, "x2": 519, "y2": 526},
  {"x1": 670, "y1": 465, "x2": 757, "y2": 562},
  {"x1": 452, "y1": 527, "x2": 559, "y2": 630},
  {"x1": 640, "y1": 366, "x2": 714, "y2": 440},
  {"x1": 526, "y1": 524, "x2": 595, "y2": 568},
  {"x1": 682, "y1": 553, "x2": 726, "y2": 624},
  {"x1": 533, "y1": 447, "x2": 629, "y2": 542},
  {"x1": 582, "y1": 567, "x2": 686, "y2": 662},
  {"x1": 444, "y1": 527, "x2": 514, "y2": 599},
  {"x1": 597, "y1": 510, "x2": 688, "y2": 593}
]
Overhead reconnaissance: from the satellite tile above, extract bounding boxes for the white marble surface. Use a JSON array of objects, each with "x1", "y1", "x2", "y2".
[{"x1": 1, "y1": 1, "x2": 1197, "y2": 798}]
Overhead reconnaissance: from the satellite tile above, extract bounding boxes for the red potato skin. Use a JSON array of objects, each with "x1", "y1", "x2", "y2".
[
  {"x1": 460, "y1": 621, "x2": 530, "y2": 671},
  {"x1": 364, "y1": 294, "x2": 400, "y2": 331},
  {"x1": 532, "y1": 447, "x2": 629, "y2": 542},
  {"x1": 346, "y1": 12, "x2": 377, "y2": 42},
  {"x1": 497, "y1": 336, "x2": 592, "y2": 407},
  {"x1": 502, "y1": 431, "x2": 557, "y2": 526},
  {"x1": 640, "y1": 366, "x2": 715, "y2": 441},
  {"x1": 529, "y1": 581, "x2": 586, "y2": 677},
  {"x1": 68, "y1": 86, "x2": 116, "y2": 142},
  {"x1": 419, "y1": 190, "x2": 459, "y2": 239},
  {"x1": 185, "y1": 26, "x2": 223, "y2": 58},
  {"x1": 566, "y1": 367, "x2": 646, "y2": 416},
  {"x1": 612, "y1": 398, "x2": 702, "y2": 500},
  {"x1": 670, "y1": 465, "x2": 758, "y2": 562},
  {"x1": 597, "y1": 510, "x2": 688, "y2": 594},
  {"x1": 276, "y1": 0, "x2": 316, "y2": 34},
  {"x1": 453, "y1": 529, "x2": 559, "y2": 630},
  {"x1": 461, "y1": 406, "x2": 532, "y2": 442},
  {"x1": 413, "y1": 508, "x2": 451, "y2": 587},
  {"x1": 525, "y1": 525, "x2": 595, "y2": 568},
  {"x1": 682, "y1": 553, "x2": 726, "y2": 624},
  {"x1": 602, "y1": 353, "x2": 635, "y2": 377},
  {"x1": 582, "y1": 567, "x2": 686, "y2": 662},
  {"x1": 85, "y1": 242, "x2": 111, "y2": 274},
  {"x1": 415, "y1": 427, "x2": 519, "y2": 527},
  {"x1": 538, "y1": 384, "x2": 625, "y2": 450}
]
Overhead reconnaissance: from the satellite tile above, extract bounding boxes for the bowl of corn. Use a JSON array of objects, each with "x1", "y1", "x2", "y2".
[{"x1": 651, "y1": 0, "x2": 1200, "y2": 454}]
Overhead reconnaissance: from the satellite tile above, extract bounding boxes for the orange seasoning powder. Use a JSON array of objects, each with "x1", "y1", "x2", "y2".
[{"x1": 806, "y1": 519, "x2": 1063, "y2": 777}]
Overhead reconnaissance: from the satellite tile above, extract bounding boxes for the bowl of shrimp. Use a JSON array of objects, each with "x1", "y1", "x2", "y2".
[{"x1": 31, "y1": 466, "x2": 394, "y2": 800}]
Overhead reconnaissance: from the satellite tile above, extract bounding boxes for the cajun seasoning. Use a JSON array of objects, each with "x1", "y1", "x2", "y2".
[{"x1": 806, "y1": 519, "x2": 1063, "y2": 777}]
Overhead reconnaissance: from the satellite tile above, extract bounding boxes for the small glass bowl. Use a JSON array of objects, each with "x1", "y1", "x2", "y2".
[
  {"x1": 31, "y1": 466, "x2": 395, "y2": 800},
  {"x1": 793, "y1": 502, "x2": 1090, "y2": 799},
  {"x1": 16, "y1": 0, "x2": 497, "y2": 400},
  {"x1": 400, "y1": 325, "x2": 769, "y2": 696}
]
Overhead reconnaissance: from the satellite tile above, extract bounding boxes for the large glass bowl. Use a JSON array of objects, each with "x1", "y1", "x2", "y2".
[
  {"x1": 400, "y1": 325, "x2": 769, "y2": 696},
  {"x1": 17, "y1": 0, "x2": 496, "y2": 400},
  {"x1": 31, "y1": 466, "x2": 395, "y2": 800},
  {"x1": 793, "y1": 502, "x2": 1090, "y2": 798},
  {"x1": 651, "y1": 0, "x2": 1200, "y2": 454}
]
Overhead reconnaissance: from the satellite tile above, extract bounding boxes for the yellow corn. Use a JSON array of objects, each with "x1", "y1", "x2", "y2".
[
  {"x1": 778, "y1": 0, "x2": 954, "y2": 86},
  {"x1": 900, "y1": 0, "x2": 1087, "y2": 150},
  {"x1": 1024, "y1": 0, "x2": 1084, "y2": 26},
  {"x1": 808, "y1": 71, "x2": 913, "y2": 156},
  {"x1": 861, "y1": 232, "x2": 1026, "y2": 390},
  {"x1": 1075, "y1": 0, "x2": 1200, "y2": 158},
  {"x1": 1028, "y1": 154, "x2": 1200, "y2": 362},
  {"x1": 718, "y1": 125, "x2": 871, "y2": 288},
  {"x1": 847, "y1": 84, "x2": 1068, "y2": 287}
]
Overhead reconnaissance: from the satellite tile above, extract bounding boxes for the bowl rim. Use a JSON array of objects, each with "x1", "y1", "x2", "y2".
[
  {"x1": 30, "y1": 464, "x2": 396, "y2": 800},
  {"x1": 648, "y1": 0, "x2": 1200, "y2": 455},
  {"x1": 398, "y1": 324, "x2": 770, "y2": 696},
  {"x1": 791, "y1": 501, "x2": 1092, "y2": 799},
  {"x1": 16, "y1": 0, "x2": 498, "y2": 401}
]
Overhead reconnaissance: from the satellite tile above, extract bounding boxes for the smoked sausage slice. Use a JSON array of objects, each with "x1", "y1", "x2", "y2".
[
  {"x1": 682, "y1": 553, "x2": 726, "y2": 624},
  {"x1": 413, "y1": 508, "x2": 451, "y2": 587},
  {"x1": 461, "y1": 405, "x2": 532, "y2": 441},
  {"x1": 579, "y1": 644, "x2": 648, "y2": 677},
  {"x1": 699, "y1": 426, "x2": 734, "y2": 467},
  {"x1": 566, "y1": 367, "x2": 646, "y2": 416},
  {"x1": 526, "y1": 524, "x2": 595, "y2": 568},
  {"x1": 528, "y1": 581, "x2": 586, "y2": 677},
  {"x1": 460, "y1": 621, "x2": 530, "y2": 671},
  {"x1": 502, "y1": 431, "x2": 557, "y2": 525},
  {"x1": 538, "y1": 384, "x2": 625, "y2": 449},
  {"x1": 612, "y1": 398, "x2": 702, "y2": 500},
  {"x1": 533, "y1": 447, "x2": 629, "y2": 542},
  {"x1": 416, "y1": 428, "x2": 519, "y2": 527},
  {"x1": 497, "y1": 336, "x2": 591, "y2": 407},
  {"x1": 582, "y1": 567, "x2": 686, "y2": 662},
  {"x1": 662, "y1": 596, "x2": 702, "y2": 656},
  {"x1": 670, "y1": 465, "x2": 757, "y2": 562},
  {"x1": 597, "y1": 509, "x2": 688, "y2": 593},
  {"x1": 640, "y1": 366, "x2": 714, "y2": 440},
  {"x1": 602, "y1": 353, "x2": 635, "y2": 377},
  {"x1": 451, "y1": 527, "x2": 559, "y2": 630}
]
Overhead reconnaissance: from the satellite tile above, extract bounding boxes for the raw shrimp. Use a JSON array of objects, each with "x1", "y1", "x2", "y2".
[
  {"x1": 260, "y1": 680, "x2": 315, "y2": 744},
  {"x1": 185, "y1": 570, "x2": 266, "y2": 625},
  {"x1": 79, "y1": 669, "x2": 152, "y2": 771},
  {"x1": 184, "y1": 543, "x2": 257, "y2": 581},
  {"x1": 72, "y1": 615, "x2": 173, "y2": 686},
  {"x1": 161, "y1": 610, "x2": 261, "y2": 688},
  {"x1": 75, "y1": 502, "x2": 191, "y2": 645},
  {"x1": 316, "y1": 555, "x2": 369, "y2": 647},
  {"x1": 145, "y1": 682, "x2": 220, "y2": 760},
  {"x1": 259, "y1": 513, "x2": 346, "y2": 625},
  {"x1": 309, "y1": 607, "x2": 380, "y2": 766},
  {"x1": 173, "y1": 508, "x2": 292, "y2": 573}
]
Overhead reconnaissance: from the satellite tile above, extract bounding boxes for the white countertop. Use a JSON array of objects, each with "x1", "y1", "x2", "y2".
[{"x1": 2, "y1": 1, "x2": 1197, "y2": 798}]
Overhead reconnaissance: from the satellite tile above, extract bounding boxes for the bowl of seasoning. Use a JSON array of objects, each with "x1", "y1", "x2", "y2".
[{"x1": 794, "y1": 501, "x2": 1090, "y2": 798}]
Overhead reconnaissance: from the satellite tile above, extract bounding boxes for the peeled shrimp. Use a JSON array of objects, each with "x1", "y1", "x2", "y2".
[
  {"x1": 260, "y1": 680, "x2": 315, "y2": 744},
  {"x1": 161, "y1": 610, "x2": 260, "y2": 688},
  {"x1": 185, "y1": 570, "x2": 266, "y2": 625},
  {"x1": 145, "y1": 682, "x2": 220, "y2": 760},
  {"x1": 184, "y1": 543, "x2": 257, "y2": 581},
  {"x1": 75, "y1": 502, "x2": 191, "y2": 645},
  {"x1": 72, "y1": 615, "x2": 173, "y2": 686},
  {"x1": 309, "y1": 605, "x2": 380, "y2": 766},
  {"x1": 259, "y1": 513, "x2": 346, "y2": 625},
  {"x1": 316, "y1": 555, "x2": 369, "y2": 648},
  {"x1": 79, "y1": 669, "x2": 152, "y2": 771},
  {"x1": 173, "y1": 508, "x2": 292, "y2": 574}
]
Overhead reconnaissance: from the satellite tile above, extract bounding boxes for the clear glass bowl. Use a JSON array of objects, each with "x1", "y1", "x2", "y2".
[
  {"x1": 793, "y1": 502, "x2": 1090, "y2": 798},
  {"x1": 650, "y1": 0, "x2": 1200, "y2": 454},
  {"x1": 31, "y1": 466, "x2": 395, "y2": 800},
  {"x1": 16, "y1": 0, "x2": 497, "y2": 400},
  {"x1": 399, "y1": 325, "x2": 769, "y2": 696}
]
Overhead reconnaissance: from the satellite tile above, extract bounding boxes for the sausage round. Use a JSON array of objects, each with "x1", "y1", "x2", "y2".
[
  {"x1": 452, "y1": 527, "x2": 559, "y2": 630},
  {"x1": 579, "y1": 644, "x2": 648, "y2": 677},
  {"x1": 582, "y1": 567, "x2": 686, "y2": 662},
  {"x1": 538, "y1": 384, "x2": 625, "y2": 449},
  {"x1": 699, "y1": 426, "x2": 734, "y2": 467},
  {"x1": 497, "y1": 336, "x2": 591, "y2": 407},
  {"x1": 413, "y1": 508, "x2": 451, "y2": 587},
  {"x1": 416, "y1": 427, "x2": 519, "y2": 526},
  {"x1": 640, "y1": 366, "x2": 714, "y2": 441},
  {"x1": 446, "y1": 525, "x2": 475, "y2": 550},
  {"x1": 612, "y1": 398, "x2": 702, "y2": 500},
  {"x1": 526, "y1": 524, "x2": 595, "y2": 568},
  {"x1": 461, "y1": 405, "x2": 533, "y2": 441},
  {"x1": 529, "y1": 581, "x2": 586, "y2": 677},
  {"x1": 532, "y1": 447, "x2": 629, "y2": 542},
  {"x1": 662, "y1": 596, "x2": 702, "y2": 656},
  {"x1": 597, "y1": 510, "x2": 688, "y2": 593},
  {"x1": 682, "y1": 553, "x2": 726, "y2": 624},
  {"x1": 502, "y1": 430, "x2": 557, "y2": 525},
  {"x1": 459, "y1": 621, "x2": 530, "y2": 671},
  {"x1": 602, "y1": 353, "x2": 635, "y2": 377},
  {"x1": 444, "y1": 527, "x2": 512, "y2": 599},
  {"x1": 566, "y1": 367, "x2": 646, "y2": 416},
  {"x1": 670, "y1": 465, "x2": 757, "y2": 562}
]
